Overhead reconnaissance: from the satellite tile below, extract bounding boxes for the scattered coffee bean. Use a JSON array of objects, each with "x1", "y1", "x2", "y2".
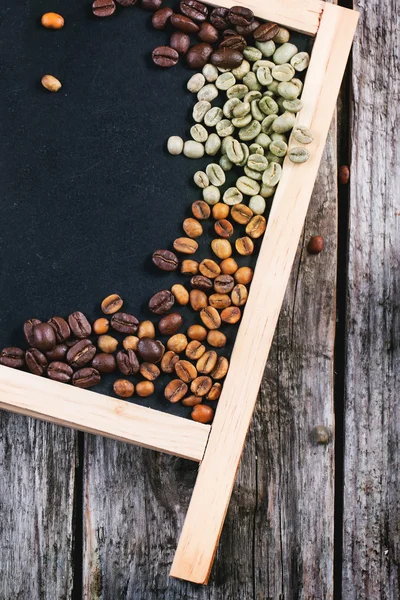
[
  {"x1": 25, "y1": 348, "x2": 48, "y2": 375},
  {"x1": 24, "y1": 319, "x2": 42, "y2": 346},
  {"x1": 171, "y1": 284, "x2": 189, "y2": 305},
  {"x1": 168, "y1": 135, "x2": 184, "y2": 155},
  {"x1": 231, "y1": 284, "x2": 248, "y2": 306},
  {"x1": 152, "y1": 46, "x2": 179, "y2": 67},
  {"x1": 192, "y1": 200, "x2": 211, "y2": 220},
  {"x1": 246, "y1": 215, "x2": 267, "y2": 238},
  {"x1": 192, "y1": 404, "x2": 214, "y2": 423},
  {"x1": 136, "y1": 381, "x2": 155, "y2": 397},
  {"x1": 41, "y1": 74, "x2": 62, "y2": 92},
  {"x1": 175, "y1": 360, "x2": 197, "y2": 383},
  {"x1": 149, "y1": 290, "x2": 175, "y2": 315},
  {"x1": 123, "y1": 336, "x2": 139, "y2": 351},
  {"x1": 207, "y1": 382, "x2": 222, "y2": 401},
  {"x1": 254, "y1": 22, "x2": 280, "y2": 42},
  {"x1": 211, "y1": 356, "x2": 229, "y2": 379},
  {"x1": 32, "y1": 323, "x2": 56, "y2": 351},
  {"x1": 234, "y1": 266, "x2": 253, "y2": 284},
  {"x1": 211, "y1": 238, "x2": 232, "y2": 259},
  {"x1": 98, "y1": 335, "x2": 119, "y2": 354},
  {"x1": 46, "y1": 344, "x2": 68, "y2": 362},
  {"x1": 190, "y1": 275, "x2": 213, "y2": 291},
  {"x1": 198, "y1": 22, "x2": 219, "y2": 44},
  {"x1": 72, "y1": 367, "x2": 101, "y2": 389},
  {"x1": 173, "y1": 237, "x2": 198, "y2": 254},
  {"x1": 137, "y1": 320, "x2": 156, "y2": 339},
  {"x1": 190, "y1": 375, "x2": 212, "y2": 396},
  {"x1": 187, "y1": 324, "x2": 207, "y2": 341},
  {"x1": 170, "y1": 31, "x2": 191, "y2": 55},
  {"x1": 220, "y1": 258, "x2": 238, "y2": 275},
  {"x1": 199, "y1": 259, "x2": 221, "y2": 278},
  {"x1": 181, "y1": 259, "x2": 199, "y2": 275},
  {"x1": 67, "y1": 339, "x2": 96, "y2": 368},
  {"x1": 185, "y1": 340, "x2": 206, "y2": 360},
  {"x1": 308, "y1": 235, "x2": 325, "y2": 254},
  {"x1": 221, "y1": 306, "x2": 241, "y2": 324},
  {"x1": 236, "y1": 19, "x2": 260, "y2": 37},
  {"x1": 180, "y1": 0, "x2": 208, "y2": 22},
  {"x1": 142, "y1": 0, "x2": 162, "y2": 10},
  {"x1": 116, "y1": 349, "x2": 140, "y2": 375},
  {"x1": 339, "y1": 165, "x2": 350, "y2": 185},
  {"x1": 48, "y1": 316, "x2": 70, "y2": 343},
  {"x1": 214, "y1": 274, "x2": 235, "y2": 293},
  {"x1": 200, "y1": 306, "x2": 221, "y2": 329},
  {"x1": 170, "y1": 13, "x2": 199, "y2": 33},
  {"x1": 235, "y1": 236, "x2": 254, "y2": 255},
  {"x1": 140, "y1": 362, "x2": 160, "y2": 381},
  {"x1": 186, "y1": 43, "x2": 213, "y2": 69},
  {"x1": 209, "y1": 293, "x2": 231, "y2": 309},
  {"x1": 92, "y1": 353, "x2": 117, "y2": 373},
  {"x1": 41, "y1": 12, "x2": 65, "y2": 29},
  {"x1": 113, "y1": 379, "x2": 135, "y2": 398},
  {"x1": 182, "y1": 395, "x2": 202, "y2": 407},
  {"x1": 196, "y1": 350, "x2": 218, "y2": 374},
  {"x1": 158, "y1": 313, "x2": 183, "y2": 335},
  {"x1": 101, "y1": 293, "x2": 123, "y2": 314},
  {"x1": 92, "y1": 0, "x2": 116, "y2": 17},
  {"x1": 111, "y1": 312, "x2": 139, "y2": 334},
  {"x1": 161, "y1": 350, "x2": 179, "y2": 373},
  {"x1": 152, "y1": 6, "x2": 173, "y2": 29},
  {"x1": 68, "y1": 312, "x2": 92, "y2": 338},
  {"x1": 214, "y1": 219, "x2": 234, "y2": 238},
  {"x1": 165, "y1": 379, "x2": 188, "y2": 403},
  {"x1": 231, "y1": 203, "x2": 253, "y2": 224},
  {"x1": 47, "y1": 361, "x2": 73, "y2": 383},
  {"x1": 212, "y1": 203, "x2": 230, "y2": 220},
  {"x1": 207, "y1": 330, "x2": 226, "y2": 348},
  {"x1": 137, "y1": 338, "x2": 164, "y2": 363},
  {"x1": 183, "y1": 218, "x2": 203, "y2": 238},
  {"x1": 167, "y1": 333, "x2": 188, "y2": 353},
  {"x1": 210, "y1": 7, "x2": 230, "y2": 30},
  {"x1": 220, "y1": 34, "x2": 247, "y2": 52},
  {"x1": 93, "y1": 318, "x2": 110, "y2": 335},
  {"x1": 211, "y1": 48, "x2": 243, "y2": 69},
  {"x1": 190, "y1": 289, "x2": 208, "y2": 311}
]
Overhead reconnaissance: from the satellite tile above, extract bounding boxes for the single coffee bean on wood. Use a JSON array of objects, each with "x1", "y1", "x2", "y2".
[
  {"x1": 149, "y1": 290, "x2": 175, "y2": 315},
  {"x1": 165, "y1": 379, "x2": 188, "y2": 403},
  {"x1": 67, "y1": 339, "x2": 96, "y2": 368},
  {"x1": 180, "y1": 0, "x2": 208, "y2": 21},
  {"x1": 152, "y1": 249, "x2": 179, "y2": 271},
  {"x1": 142, "y1": 0, "x2": 162, "y2": 10},
  {"x1": 111, "y1": 313, "x2": 139, "y2": 334},
  {"x1": 170, "y1": 32, "x2": 191, "y2": 55},
  {"x1": 137, "y1": 338, "x2": 164, "y2": 363},
  {"x1": 101, "y1": 293, "x2": 123, "y2": 314},
  {"x1": 92, "y1": 0, "x2": 116, "y2": 17},
  {"x1": 116, "y1": 349, "x2": 140, "y2": 375},
  {"x1": 152, "y1": 7, "x2": 173, "y2": 29},
  {"x1": 72, "y1": 368, "x2": 101, "y2": 389},
  {"x1": 158, "y1": 313, "x2": 183, "y2": 335},
  {"x1": 186, "y1": 43, "x2": 213, "y2": 69},
  {"x1": 152, "y1": 46, "x2": 179, "y2": 67},
  {"x1": 113, "y1": 379, "x2": 135, "y2": 398},
  {"x1": 25, "y1": 348, "x2": 48, "y2": 376},
  {"x1": 92, "y1": 353, "x2": 117, "y2": 373},
  {"x1": 161, "y1": 350, "x2": 179, "y2": 373},
  {"x1": 24, "y1": 319, "x2": 42, "y2": 346},
  {"x1": 192, "y1": 404, "x2": 214, "y2": 423},
  {"x1": 170, "y1": 13, "x2": 199, "y2": 33},
  {"x1": 198, "y1": 22, "x2": 219, "y2": 44},
  {"x1": 32, "y1": 323, "x2": 57, "y2": 351},
  {"x1": 211, "y1": 48, "x2": 243, "y2": 69},
  {"x1": 68, "y1": 311, "x2": 92, "y2": 338},
  {"x1": 0, "y1": 347, "x2": 25, "y2": 368},
  {"x1": 339, "y1": 165, "x2": 350, "y2": 184},
  {"x1": 308, "y1": 235, "x2": 325, "y2": 254},
  {"x1": 46, "y1": 343, "x2": 68, "y2": 362},
  {"x1": 48, "y1": 316, "x2": 71, "y2": 343},
  {"x1": 47, "y1": 361, "x2": 73, "y2": 383},
  {"x1": 210, "y1": 7, "x2": 230, "y2": 30}
]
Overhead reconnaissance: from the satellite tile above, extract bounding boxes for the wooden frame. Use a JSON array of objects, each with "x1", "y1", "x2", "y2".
[{"x1": 0, "y1": 0, "x2": 358, "y2": 587}]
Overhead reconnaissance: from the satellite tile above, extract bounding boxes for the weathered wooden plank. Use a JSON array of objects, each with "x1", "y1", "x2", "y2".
[
  {"x1": 342, "y1": 0, "x2": 400, "y2": 598},
  {"x1": 0, "y1": 413, "x2": 76, "y2": 600}
]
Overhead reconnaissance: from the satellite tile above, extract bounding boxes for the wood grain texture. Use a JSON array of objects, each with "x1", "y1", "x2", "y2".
[
  {"x1": 342, "y1": 0, "x2": 400, "y2": 597},
  {"x1": 0, "y1": 413, "x2": 76, "y2": 600}
]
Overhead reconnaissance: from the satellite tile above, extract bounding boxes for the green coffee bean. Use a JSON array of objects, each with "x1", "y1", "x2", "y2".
[
  {"x1": 243, "y1": 72, "x2": 262, "y2": 91},
  {"x1": 232, "y1": 102, "x2": 251, "y2": 118},
  {"x1": 239, "y1": 120, "x2": 261, "y2": 141},
  {"x1": 219, "y1": 155, "x2": 233, "y2": 171},
  {"x1": 223, "y1": 98, "x2": 241, "y2": 118},
  {"x1": 261, "y1": 114, "x2": 278, "y2": 134},
  {"x1": 204, "y1": 107, "x2": 224, "y2": 127},
  {"x1": 272, "y1": 111, "x2": 296, "y2": 133},
  {"x1": 216, "y1": 72, "x2": 236, "y2": 91},
  {"x1": 202, "y1": 63, "x2": 219, "y2": 82},
  {"x1": 270, "y1": 132, "x2": 287, "y2": 143},
  {"x1": 227, "y1": 84, "x2": 249, "y2": 100},
  {"x1": 194, "y1": 171, "x2": 209, "y2": 188},
  {"x1": 273, "y1": 43, "x2": 298, "y2": 65},
  {"x1": 272, "y1": 63, "x2": 295, "y2": 82},
  {"x1": 267, "y1": 80, "x2": 280, "y2": 94},
  {"x1": 251, "y1": 99, "x2": 264, "y2": 121},
  {"x1": 269, "y1": 140, "x2": 288, "y2": 157},
  {"x1": 184, "y1": 140, "x2": 205, "y2": 159},
  {"x1": 249, "y1": 195, "x2": 266, "y2": 214},
  {"x1": 193, "y1": 100, "x2": 211, "y2": 123},
  {"x1": 277, "y1": 81, "x2": 300, "y2": 100},
  {"x1": 263, "y1": 90, "x2": 275, "y2": 98},
  {"x1": 191, "y1": 124, "x2": 208, "y2": 143},
  {"x1": 221, "y1": 135, "x2": 234, "y2": 155},
  {"x1": 244, "y1": 166, "x2": 262, "y2": 181},
  {"x1": 232, "y1": 114, "x2": 253, "y2": 128},
  {"x1": 249, "y1": 143, "x2": 264, "y2": 155},
  {"x1": 198, "y1": 84, "x2": 218, "y2": 103},
  {"x1": 255, "y1": 133, "x2": 272, "y2": 148},
  {"x1": 253, "y1": 59, "x2": 275, "y2": 72},
  {"x1": 276, "y1": 97, "x2": 286, "y2": 112},
  {"x1": 243, "y1": 46, "x2": 262, "y2": 62},
  {"x1": 225, "y1": 138, "x2": 245, "y2": 164},
  {"x1": 216, "y1": 119, "x2": 235, "y2": 138},
  {"x1": 167, "y1": 136, "x2": 184, "y2": 155},
  {"x1": 206, "y1": 163, "x2": 226, "y2": 187},
  {"x1": 232, "y1": 60, "x2": 251, "y2": 80},
  {"x1": 273, "y1": 27, "x2": 290, "y2": 44},
  {"x1": 244, "y1": 90, "x2": 262, "y2": 104},
  {"x1": 223, "y1": 187, "x2": 243, "y2": 206},
  {"x1": 187, "y1": 73, "x2": 205, "y2": 93},
  {"x1": 263, "y1": 162, "x2": 282, "y2": 186},
  {"x1": 247, "y1": 154, "x2": 268, "y2": 172},
  {"x1": 260, "y1": 184, "x2": 276, "y2": 198},
  {"x1": 290, "y1": 52, "x2": 310, "y2": 72},
  {"x1": 203, "y1": 185, "x2": 220, "y2": 205},
  {"x1": 292, "y1": 125, "x2": 314, "y2": 144},
  {"x1": 259, "y1": 96, "x2": 279, "y2": 115},
  {"x1": 291, "y1": 78, "x2": 303, "y2": 94},
  {"x1": 237, "y1": 142, "x2": 250, "y2": 167},
  {"x1": 257, "y1": 66, "x2": 273, "y2": 86},
  {"x1": 266, "y1": 151, "x2": 284, "y2": 165},
  {"x1": 255, "y1": 40, "x2": 275, "y2": 58},
  {"x1": 205, "y1": 133, "x2": 222, "y2": 156},
  {"x1": 283, "y1": 99, "x2": 303, "y2": 113},
  {"x1": 217, "y1": 66, "x2": 230, "y2": 73},
  {"x1": 236, "y1": 176, "x2": 260, "y2": 196},
  {"x1": 289, "y1": 147, "x2": 310, "y2": 163}
]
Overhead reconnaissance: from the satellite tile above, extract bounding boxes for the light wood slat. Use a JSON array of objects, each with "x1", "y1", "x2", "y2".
[
  {"x1": 0, "y1": 366, "x2": 210, "y2": 462},
  {"x1": 171, "y1": 3, "x2": 359, "y2": 584}
]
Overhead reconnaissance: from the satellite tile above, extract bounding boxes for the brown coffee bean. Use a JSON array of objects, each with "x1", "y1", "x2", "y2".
[
  {"x1": 198, "y1": 22, "x2": 219, "y2": 44},
  {"x1": 192, "y1": 200, "x2": 211, "y2": 220},
  {"x1": 246, "y1": 215, "x2": 266, "y2": 238},
  {"x1": 48, "y1": 316, "x2": 70, "y2": 343},
  {"x1": 123, "y1": 336, "x2": 139, "y2": 351},
  {"x1": 235, "y1": 236, "x2": 254, "y2": 255},
  {"x1": 199, "y1": 259, "x2": 221, "y2": 278},
  {"x1": 211, "y1": 48, "x2": 243, "y2": 69},
  {"x1": 181, "y1": 259, "x2": 199, "y2": 275},
  {"x1": 66, "y1": 338, "x2": 80, "y2": 347},
  {"x1": 182, "y1": 395, "x2": 202, "y2": 407},
  {"x1": 236, "y1": 20, "x2": 260, "y2": 37},
  {"x1": 234, "y1": 266, "x2": 253, "y2": 285},
  {"x1": 180, "y1": 0, "x2": 208, "y2": 22},
  {"x1": 339, "y1": 165, "x2": 350, "y2": 185},
  {"x1": 149, "y1": 290, "x2": 175, "y2": 315},
  {"x1": 165, "y1": 379, "x2": 188, "y2": 403},
  {"x1": 212, "y1": 203, "x2": 230, "y2": 220},
  {"x1": 41, "y1": 12, "x2": 65, "y2": 29},
  {"x1": 211, "y1": 238, "x2": 232, "y2": 259},
  {"x1": 186, "y1": 43, "x2": 213, "y2": 69},
  {"x1": 196, "y1": 350, "x2": 218, "y2": 374},
  {"x1": 175, "y1": 360, "x2": 197, "y2": 383},
  {"x1": 41, "y1": 74, "x2": 62, "y2": 92},
  {"x1": 207, "y1": 382, "x2": 222, "y2": 401},
  {"x1": 113, "y1": 379, "x2": 135, "y2": 398},
  {"x1": 183, "y1": 218, "x2": 203, "y2": 238},
  {"x1": 136, "y1": 381, "x2": 154, "y2": 397},
  {"x1": 170, "y1": 31, "x2": 191, "y2": 55},
  {"x1": 97, "y1": 335, "x2": 118, "y2": 353},
  {"x1": 185, "y1": 340, "x2": 206, "y2": 360},
  {"x1": 209, "y1": 293, "x2": 231, "y2": 309},
  {"x1": 192, "y1": 404, "x2": 214, "y2": 423},
  {"x1": 152, "y1": 6, "x2": 173, "y2": 29},
  {"x1": 221, "y1": 306, "x2": 241, "y2": 324},
  {"x1": 214, "y1": 274, "x2": 235, "y2": 293},
  {"x1": 25, "y1": 348, "x2": 47, "y2": 376},
  {"x1": 220, "y1": 258, "x2": 238, "y2": 275},
  {"x1": 207, "y1": 330, "x2": 226, "y2": 348},
  {"x1": 116, "y1": 349, "x2": 140, "y2": 375},
  {"x1": 142, "y1": 0, "x2": 162, "y2": 10},
  {"x1": 211, "y1": 356, "x2": 229, "y2": 379},
  {"x1": 170, "y1": 13, "x2": 199, "y2": 33},
  {"x1": 24, "y1": 319, "x2": 42, "y2": 345},
  {"x1": 190, "y1": 275, "x2": 213, "y2": 291},
  {"x1": 93, "y1": 318, "x2": 109, "y2": 335},
  {"x1": 231, "y1": 203, "x2": 253, "y2": 224},
  {"x1": 152, "y1": 46, "x2": 179, "y2": 67},
  {"x1": 200, "y1": 306, "x2": 221, "y2": 330},
  {"x1": 254, "y1": 21, "x2": 280, "y2": 42},
  {"x1": 68, "y1": 312, "x2": 92, "y2": 338},
  {"x1": 210, "y1": 7, "x2": 230, "y2": 30},
  {"x1": 167, "y1": 333, "x2": 188, "y2": 353},
  {"x1": 161, "y1": 350, "x2": 179, "y2": 373},
  {"x1": 46, "y1": 344, "x2": 68, "y2": 362},
  {"x1": 116, "y1": 0, "x2": 137, "y2": 5},
  {"x1": 190, "y1": 289, "x2": 208, "y2": 311},
  {"x1": 231, "y1": 284, "x2": 248, "y2": 306},
  {"x1": 152, "y1": 249, "x2": 179, "y2": 271},
  {"x1": 137, "y1": 338, "x2": 164, "y2": 363},
  {"x1": 308, "y1": 235, "x2": 325, "y2": 254},
  {"x1": 111, "y1": 312, "x2": 139, "y2": 334},
  {"x1": 214, "y1": 219, "x2": 234, "y2": 238},
  {"x1": 187, "y1": 324, "x2": 207, "y2": 341},
  {"x1": 220, "y1": 34, "x2": 247, "y2": 52},
  {"x1": 101, "y1": 293, "x2": 123, "y2": 314},
  {"x1": 140, "y1": 362, "x2": 160, "y2": 381},
  {"x1": 171, "y1": 284, "x2": 189, "y2": 305},
  {"x1": 137, "y1": 321, "x2": 156, "y2": 339},
  {"x1": 228, "y1": 6, "x2": 254, "y2": 26},
  {"x1": 47, "y1": 361, "x2": 73, "y2": 383},
  {"x1": 67, "y1": 339, "x2": 96, "y2": 368},
  {"x1": 72, "y1": 367, "x2": 101, "y2": 389},
  {"x1": 92, "y1": 353, "x2": 117, "y2": 373},
  {"x1": 173, "y1": 237, "x2": 198, "y2": 254},
  {"x1": 190, "y1": 376, "x2": 212, "y2": 397},
  {"x1": 32, "y1": 323, "x2": 57, "y2": 351},
  {"x1": 92, "y1": 0, "x2": 116, "y2": 17},
  {"x1": 159, "y1": 313, "x2": 183, "y2": 335}
]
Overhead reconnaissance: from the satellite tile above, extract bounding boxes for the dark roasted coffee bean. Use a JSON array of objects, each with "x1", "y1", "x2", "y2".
[
  {"x1": 228, "y1": 6, "x2": 254, "y2": 27},
  {"x1": 152, "y1": 6, "x2": 173, "y2": 29},
  {"x1": 170, "y1": 13, "x2": 199, "y2": 33},
  {"x1": 110, "y1": 312, "x2": 139, "y2": 334},
  {"x1": 46, "y1": 344, "x2": 68, "y2": 362},
  {"x1": 72, "y1": 367, "x2": 101, "y2": 389},
  {"x1": 210, "y1": 7, "x2": 230, "y2": 30},
  {"x1": 170, "y1": 32, "x2": 191, "y2": 55},
  {"x1": 24, "y1": 319, "x2": 42, "y2": 346},
  {"x1": 68, "y1": 312, "x2": 92, "y2": 338},
  {"x1": 66, "y1": 337, "x2": 80, "y2": 347},
  {"x1": 149, "y1": 290, "x2": 175, "y2": 315},
  {"x1": 48, "y1": 316, "x2": 71, "y2": 343},
  {"x1": 32, "y1": 323, "x2": 57, "y2": 351},
  {"x1": 236, "y1": 19, "x2": 260, "y2": 37},
  {"x1": 92, "y1": 353, "x2": 117, "y2": 373},
  {"x1": 220, "y1": 34, "x2": 247, "y2": 52},
  {"x1": 92, "y1": 0, "x2": 116, "y2": 17},
  {"x1": 164, "y1": 379, "x2": 188, "y2": 403},
  {"x1": 190, "y1": 275, "x2": 213, "y2": 291},
  {"x1": 198, "y1": 22, "x2": 219, "y2": 44},
  {"x1": 116, "y1": 349, "x2": 140, "y2": 375},
  {"x1": 142, "y1": 0, "x2": 162, "y2": 10},
  {"x1": 158, "y1": 312, "x2": 183, "y2": 335},
  {"x1": 186, "y1": 43, "x2": 213, "y2": 69},
  {"x1": 116, "y1": 0, "x2": 138, "y2": 5},
  {"x1": 214, "y1": 274, "x2": 235, "y2": 293},
  {"x1": 223, "y1": 28, "x2": 237, "y2": 37},
  {"x1": 211, "y1": 48, "x2": 243, "y2": 69},
  {"x1": 25, "y1": 348, "x2": 48, "y2": 376},
  {"x1": 67, "y1": 339, "x2": 96, "y2": 368},
  {"x1": 180, "y1": 0, "x2": 208, "y2": 22},
  {"x1": 137, "y1": 338, "x2": 164, "y2": 363},
  {"x1": 0, "y1": 347, "x2": 25, "y2": 369},
  {"x1": 47, "y1": 361, "x2": 74, "y2": 383},
  {"x1": 152, "y1": 46, "x2": 179, "y2": 67},
  {"x1": 152, "y1": 249, "x2": 179, "y2": 271},
  {"x1": 254, "y1": 21, "x2": 280, "y2": 41}
]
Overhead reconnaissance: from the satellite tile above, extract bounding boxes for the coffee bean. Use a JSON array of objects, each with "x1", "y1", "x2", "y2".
[
  {"x1": 185, "y1": 340, "x2": 206, "y2": 360},
  {"x1": 186, "y1": 43, "x2": 213, "y2": 69},
  {"x1": 214, "y1": 219, "x2": 234, "y2": 238},
  {"x1": 231, "y1": 203, "x2": 253, "y2": 225},
  {"x1": 111, "y1": 313, "x2": 139, "y2": 334},
  {"x1": 209, "y1": 293, "x2": 231, "y2": 309},
  {"x1": 93, "y1": 318, "x2": 109, "y2": 335},
  {"x1": 210, "y1": 7, "x2": 230, "y2": 30},
  {"x1": 149, "y1": 290, "x2": 175, "y2": 315},
  {"x1": 228, "y1": 6, "x2": 254, "y2": 27},
  {"x1": 196, "y1": 350, "x2": 218, "y2": 374},
  {"x1": 212, "y1": 203, "x2": 230, "y2": 220},
  {"x1": 123, "y1": 336, "x2": 139, "y2": 351},
  {"x1": 198, "y1": 22, "x2": 219, "y2": 44},
  {"x1": 214, "y1": 274, "x2": 235, "y2": 294},
  {"x1": 199, "y1": 259, "x2": 220, "y2": 278},
  {"x1": 92, "y1": 0, "x2": 116, "y2": 17},
  {"x1": 235, "y1": 236, "x2": 254, "y2": 256},
  {"x1": 180, "y1": 0, "x2": 208, "y2": 22},
  {"x1": 234, "y1": 266, "x2": 253, "y2": 285},
  {"x1": 190, "y1": 289, "x2": 208, "y2": 312},
  {"x1": 67, "y1": 339, "x2": 96, "y2": 368},
  {"x1": 192, "y1": 404, "x2": 214, "y2": 423},
  {"x1": 165, "y1": 379, "x2": 188, "y2": 403},
  {"x1": 116, "y1": 0, "x2": 138, "y2": 5},
  {"x1": 308, "y1": 235, "x2": 325, "y2": 254},
  {"x1": 254, "y1": 21, "x2": 280, "y2": 42},
  {"x1": 137, "y1": 338, "x2": 164, "y2": 363},
  {"x1": 68, "y1": 312, "x2": 92, "y2": 338},
  {"x1": 113, "y1": 379, "x2": 135, "y2": 398},
  {"x1": 167, "y1": 333, "x2": 188, "y2": 353},
  {"x1": 48, "y1": 316, "x2": 71, "y2": 343},
  {"x1": 231, "y1": 284, "x2": 248, "y2": 306},
  {"x1": 246, "y1": 215, "x2": 267, "y2": 238},
  {"x1": 170, "y1": 13, "x2": 199, "y2": 33},
  {"x1": 170, "y1": 32, "x2": 191, "y2": 55},
  {"x1": 0, "y1": 347, "x2": 25, "y2": 369},
  {"x1": 152, "y1": 6, "x2": 173, "y2": 29},
  {"x1": 182, "y1": 395, "x2": 202, "y2": 407},
  {"x1": 24, "y1": 319, "x2": 42, "y2": 346},
  {"x1": 161, "y1": 350, "x2": 179, "y2": 373},
  {"x1": 171, "y1": 284, "x2": 189, "y2": 306},
  {"x1": 223, "y1": 28, "x2": 237, "y2": 37},
  {"x1": 41, "y1": 74, "x2": 62, "y2": 92},
  {"x1": 25, "y1": 348, "x2": 48, "y2": 376},
  {"x1": 236, "y1": 20, "x2": 260, "y2": 37},
  {"x1": 158, "y1": 313, "x2": 183, "y2": 335},
  {"x1": 101, "y1": 294, "x2": 123, "y2": 314},
  {"x1": 221, "y1": 306, "x2": 241, "y2": 324},
  {"x1": 339, "y1": 165, "x2": 350, "y2": 185},
  {"x1": 152, "y1": 249, "x2": 179, "y2": 272},
  {"x1": 152, "y1": 46, "x2": 179, "y2": 68},
  {"x1": 142, "y1": 0, "x2": 162, "y2": 10},
  {"x1": 137, "y1": 321, "x2": 156, "y2": 339},
  {"x1": 200, "y1": 306, "x2": 221, "y2": 329},
  {"x1": 192, "y1": 200, "x2": 211, "y2": 220},
  {"x1": 220, "y1": 258, "x2": 238, "y2": 275},
  {"x1": 173, "y1": 237, "x2": 198, "y2": 254},
  {"x1": 92, "y1": 353, "x2": 117, "y2": 373},
  {"x1": 211, "y1": 356, "x2": 229, "y2": 379},
  {"x1": 207, "y1": 382, "x2": 222, "y2": 401},
  {"x1": 72, "y1": 368, "x2": 101, "y2": 389},
  {"x1": 41, "y1": 12, "x2": 65, "y2": 29},
  {"x1": 175, "y1": 360, "x2": 197, "y2": 383},
  {"x1": 183, "y1": 218, "x2": 203, "y2": 238},
  {"x1": 207, "y1": 330, "x2": 226, "y2": 348},
  {"x1": 211, "y1": 48, "x2": 243, "y2": 69},
  {"x1": 220, "y1": 34, "x2": 247, "y2": 52},
  {"x1": 66, "y1": 338, "x2": 80, "y2": 347},
  {"x1": 190, "y1": 376, "x2": 212, "y2": 396},
  {"x1": 181, "y1": 259, "x2": 199, "y2": 275},
  {"x1": 187, "y1": 324, "x2": 207, "y2": 341},
  {"x1": 46, "y1": 344, "x2": 68, "y2": 362},
  {"x1": 97, "y1": 335, "x2": 118, "y2": 353},
  {"x1": 47, "y1": 361, "x2": 74, "y2": 382},
  {"x1": 136, "y1": 381, "x2": 154, "y2": 397},
  {"x1": 140, "y1": 362, "x2": 160, "y2": 381},
  {"x1": 190, "y1": 275, "x2": 213, "y2": 291},
  {"x1": 116, "y1": 349, "x2": 140, "y2": 375},
  {"x1": 211, "y1": 238, "x2": 232, "y2": 259},
  {"x1": 32, "y1": 323, "x2": 57, "y2": 351}
]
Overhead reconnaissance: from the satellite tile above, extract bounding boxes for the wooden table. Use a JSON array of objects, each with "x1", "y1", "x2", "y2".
[{"x1": 1, "y1": 0, "x2": 398, "y2": 598}]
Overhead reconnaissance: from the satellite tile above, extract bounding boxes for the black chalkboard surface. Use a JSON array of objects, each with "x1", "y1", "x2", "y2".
[{"x1": 0, "y1": 0, "x2": 310, "y2": 416}]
